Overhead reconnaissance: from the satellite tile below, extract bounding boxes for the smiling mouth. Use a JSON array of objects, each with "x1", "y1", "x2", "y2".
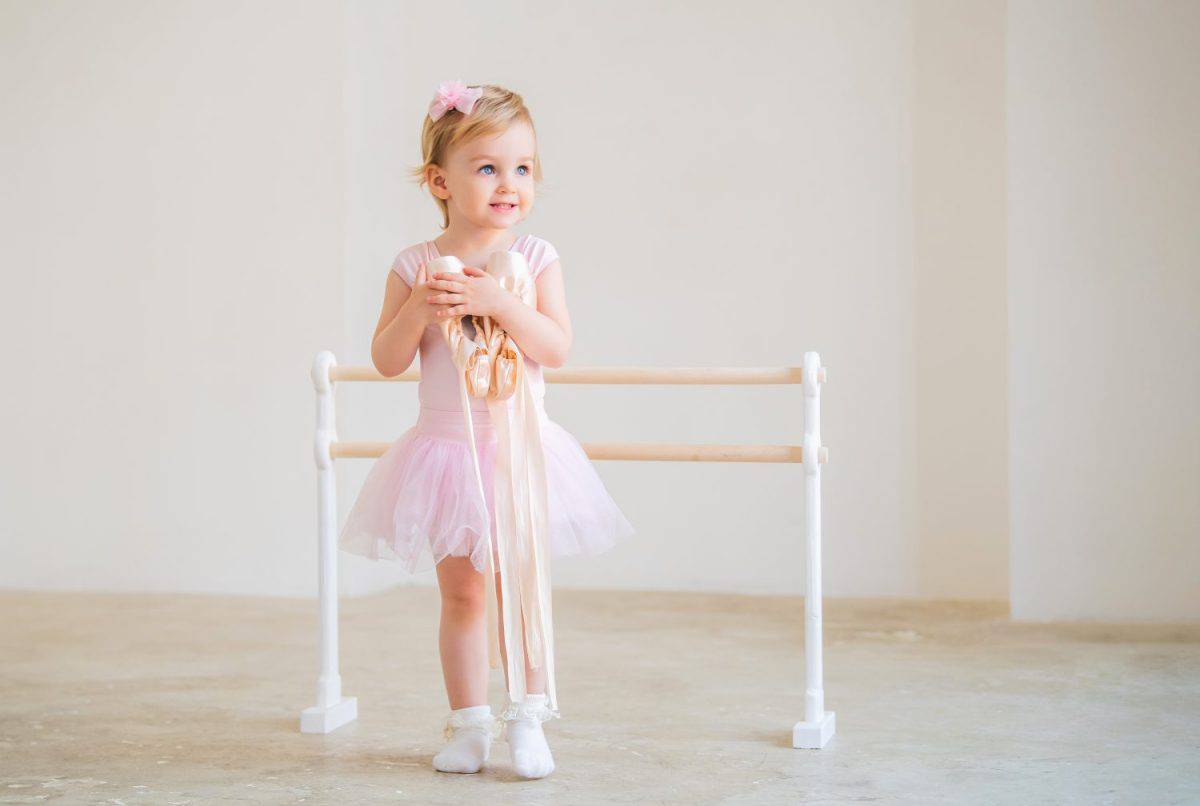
[{"x1": 491, "y1": 202, "x2": 517, "y2": 211}]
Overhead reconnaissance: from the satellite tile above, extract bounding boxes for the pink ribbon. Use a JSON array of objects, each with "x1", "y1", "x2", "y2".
[{"x1": 428, "y1": 80, "x2": 483, "y2": 121}]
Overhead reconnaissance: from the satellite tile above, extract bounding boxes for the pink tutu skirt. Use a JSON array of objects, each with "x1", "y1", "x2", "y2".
[{"x1": 338, "y1": 405, "x2": 635, "y2": 574}]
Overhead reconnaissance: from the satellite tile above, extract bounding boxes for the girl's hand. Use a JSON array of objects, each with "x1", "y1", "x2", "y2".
[
  {"x1": 400, "y1": 263, "x2": 446, "y2": 326},
  {"x1": 427, "y1": 266, "x2": 513, "y2": 319}
]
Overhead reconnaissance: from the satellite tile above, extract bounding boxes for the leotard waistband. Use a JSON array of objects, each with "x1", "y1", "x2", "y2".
[{"x1": 416, "y1": 403, "x2": 548, "y2": 442}]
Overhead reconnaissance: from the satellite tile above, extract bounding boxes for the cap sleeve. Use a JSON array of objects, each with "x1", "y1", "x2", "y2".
[
  {"x1": 526, "y1": 236, "x2": 561, "y2": 280},
  {"x1": 390, "y1": 242, "x2": 428, "y2": 287}
]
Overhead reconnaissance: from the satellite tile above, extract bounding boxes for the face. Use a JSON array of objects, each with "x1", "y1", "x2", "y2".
[{"x1": 429, "y1": 120, "x2": 537, "y2": 231}]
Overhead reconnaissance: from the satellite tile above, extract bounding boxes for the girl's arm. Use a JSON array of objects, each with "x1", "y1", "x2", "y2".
[
  {"x1": 491, "y1": 260, "x2": 573, "y2": 368},
  {"x1": 371, "y1": 270, "x2": 432, "y2": 377}
]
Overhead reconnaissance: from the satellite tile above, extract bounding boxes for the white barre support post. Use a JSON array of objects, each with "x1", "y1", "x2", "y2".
[
  {"x1": 300, "y1": 350, "x2": 358, "y2": 733},
  {"x1": 793, "y1": 351, "x2": 835, "y2": 748}
]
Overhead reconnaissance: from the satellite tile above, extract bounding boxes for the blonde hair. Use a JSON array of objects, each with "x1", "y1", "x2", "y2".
[{"x1": 407, "y1": 83, "x2": 544, "y2": 230}]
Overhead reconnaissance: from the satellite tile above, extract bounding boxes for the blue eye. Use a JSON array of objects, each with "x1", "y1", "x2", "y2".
[{"x1": 478, "y1": 164, "x2": 531, "y2": 176}]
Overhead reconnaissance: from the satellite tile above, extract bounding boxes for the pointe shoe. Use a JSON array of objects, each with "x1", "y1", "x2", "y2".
[
  {"x1": 428, "y1": 256, "x2": 493, "y2": 398},
  {"x1": 462, "y1": 315, "x2": 492, "y2": 398},
  {"x1": 432, "y1": 252, "x2": 536, "y2": 401},
  {"x1": 479, "y1": 316, "x2": 518, "y2": 402},
  {"x1": 489, "y1": 333, "x2": 520, "y2": 401},
  {"x1": 484, "y1": 249, "x2": 537, "y2": 309},
  {"x1": 482, "y1": 250, "x2": 535, "y2": 401}
]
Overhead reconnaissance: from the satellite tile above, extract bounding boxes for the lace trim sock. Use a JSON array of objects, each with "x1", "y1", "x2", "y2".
[
  {"x1": 498, "y1": 691, "x2": 563, "y2": 723},
  {"x1": 432, "y1": 704, "x2": 500, "y2": 774},
  {"x1": 501, "y1": 693, "x2": 556, "y2": 779}
]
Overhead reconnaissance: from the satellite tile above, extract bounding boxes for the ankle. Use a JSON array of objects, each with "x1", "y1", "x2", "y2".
[
  {"x1": 500, "y1": 693, "x2": 558, "y2": 725},
  {"x1": 444, "y1": 703, "x2": 499, "y2": 740},
  {"x1": 451, "y1": 703, "x2": 491, "y2": 717}
]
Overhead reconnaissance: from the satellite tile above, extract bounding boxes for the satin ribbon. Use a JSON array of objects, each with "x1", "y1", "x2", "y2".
[{"x1": 429, "y1": 251, "x2": 559, "y2": 719}]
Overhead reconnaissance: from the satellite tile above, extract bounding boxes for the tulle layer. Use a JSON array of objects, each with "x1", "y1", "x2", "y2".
[{"x1": 338, "y1": 406, "x2": 635, "y2": 575}]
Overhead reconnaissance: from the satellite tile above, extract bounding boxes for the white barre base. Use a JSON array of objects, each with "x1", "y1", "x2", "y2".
[
  {"x1": 300, "y1": 697, "x2": 358, "y2": 734},
  {"x1": 792, "y1": 711, "x2": 836, "y2": 748}
]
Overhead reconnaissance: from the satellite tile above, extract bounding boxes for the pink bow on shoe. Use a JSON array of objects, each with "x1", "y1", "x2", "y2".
[{"x1": 428, "y1": 80, "x2": 483, "y2": 121}]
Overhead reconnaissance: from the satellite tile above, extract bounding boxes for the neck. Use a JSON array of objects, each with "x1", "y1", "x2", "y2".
[{"x1": 435, "y1": 222, "x2": 515, "y2": 256}]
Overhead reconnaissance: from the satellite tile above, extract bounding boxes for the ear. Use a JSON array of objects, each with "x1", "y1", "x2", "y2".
[{"x1": 427, "y1": 165, "x2": 450, "y2": 200}]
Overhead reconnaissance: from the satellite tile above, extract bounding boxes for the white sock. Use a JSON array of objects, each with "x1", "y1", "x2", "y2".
[
  {"x1": 432, "y1": 704, "x2": 496, "y2": 774},
  {"x1": 502, "y1": 693, "x2": 555, "y2": 779}
]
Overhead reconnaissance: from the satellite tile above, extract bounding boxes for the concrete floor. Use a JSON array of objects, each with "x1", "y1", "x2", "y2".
[{"x1": 0, "y1": 588, "x2": 1196, "y2": 805}]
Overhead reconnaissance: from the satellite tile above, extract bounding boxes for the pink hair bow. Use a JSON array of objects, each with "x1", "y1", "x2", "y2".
[{"x1": 428, "y1": 80, "x2": 483, "y2": 121}]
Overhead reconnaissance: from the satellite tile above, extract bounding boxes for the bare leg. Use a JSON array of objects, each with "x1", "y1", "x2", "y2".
[
  {"x1": 494, "y1": 570, "x2": 546, "y2": 696},
  {"x1": 434, "y1": 556, "x2": 488, "y2": 709}
]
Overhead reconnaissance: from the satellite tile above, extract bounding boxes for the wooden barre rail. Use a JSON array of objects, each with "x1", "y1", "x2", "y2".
[
  {"x1": 332, "y1": 440, "x2": 830, "y2": 464},
  {"x1": 331, "y1": 365, "x2": 827, "y2": 385},
  {"x1": 327, "y1": 363, "x2": 831, "y2": 464}
]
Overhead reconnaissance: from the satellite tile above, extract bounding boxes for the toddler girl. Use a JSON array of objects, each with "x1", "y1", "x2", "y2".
[{"x1": 339, "y1": 80, "x2": 635, "y2": 779}]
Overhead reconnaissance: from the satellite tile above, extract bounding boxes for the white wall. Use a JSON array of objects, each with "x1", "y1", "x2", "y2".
[
  {"x1": 913, "y1": 1, "x2": 1010, "y2": 599},
  {"x1": 1007, "y1": 0, "x2": 1200, "y2": 621},
  {"x1": 5, "y1": 1, "x2": 1192, "y2": 622},
  {"x1": 0, "y1": 1, "x2": 345, "y2": 596}
]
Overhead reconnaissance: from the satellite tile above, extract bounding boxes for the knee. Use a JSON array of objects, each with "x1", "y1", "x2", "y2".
[{"x1": 440, "y1": 587, "x2": 485, "y2": 617}]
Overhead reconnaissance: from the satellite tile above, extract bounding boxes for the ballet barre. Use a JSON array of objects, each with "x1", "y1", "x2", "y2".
[
  {"x1": 332, "y1": 365, "x2": 827, "y2": 385},
  {"x1": 301, "y1": 350, "x2": 836, "y2": 749}
]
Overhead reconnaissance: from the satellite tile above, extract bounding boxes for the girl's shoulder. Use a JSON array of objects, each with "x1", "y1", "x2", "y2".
[
  {"x1": 389, "y1": 240, "x2": 434, "y2": 286},
  {"x1": 515, "y1": 234, "x2": 561, "y2": 280}
]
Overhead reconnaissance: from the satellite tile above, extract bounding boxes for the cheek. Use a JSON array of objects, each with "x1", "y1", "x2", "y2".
[{"x1": 478, "y1": 177, "x2": 503, "y2": 198}]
